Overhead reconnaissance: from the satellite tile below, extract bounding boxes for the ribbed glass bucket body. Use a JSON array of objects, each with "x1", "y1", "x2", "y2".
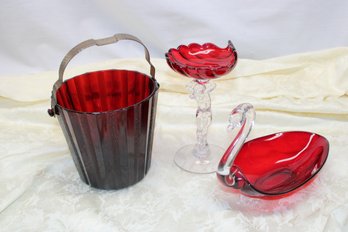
[{"x1": 55, "y1": 69, "x2": 159, "y2": 189}]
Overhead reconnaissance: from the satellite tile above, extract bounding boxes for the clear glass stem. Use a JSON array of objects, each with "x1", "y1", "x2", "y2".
[
  {"x1": 217, "y1": 103, "x2": 255, "y2": 176},
  {"x1": 187, "y1": 79, "x2": 216, "y2": 158}
]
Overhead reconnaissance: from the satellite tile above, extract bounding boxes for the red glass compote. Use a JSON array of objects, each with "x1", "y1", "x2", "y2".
[{"x1": 165, "y1": 41, "x2": 237, "y2": 174}]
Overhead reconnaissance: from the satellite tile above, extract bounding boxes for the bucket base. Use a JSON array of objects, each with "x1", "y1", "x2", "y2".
[{"x1": 80, "y1": 170, "x2": 149, "y2": 190}]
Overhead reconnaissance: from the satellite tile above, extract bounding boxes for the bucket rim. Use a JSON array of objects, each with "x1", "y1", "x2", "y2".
[{"x1": 55, "y1": 69, "x2": 160, "y2": 115}]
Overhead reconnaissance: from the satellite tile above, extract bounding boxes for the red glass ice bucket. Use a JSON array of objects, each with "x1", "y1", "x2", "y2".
[{"x1": 48, "y1": 34, "x2": 159, "y2": 190}]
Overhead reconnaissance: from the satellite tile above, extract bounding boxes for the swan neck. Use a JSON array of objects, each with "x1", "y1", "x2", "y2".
[{"x1": 217, "y1": 103, "x2": 255, "y2": 176}]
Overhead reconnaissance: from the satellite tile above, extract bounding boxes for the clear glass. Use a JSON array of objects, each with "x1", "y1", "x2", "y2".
[
  {"x1": 166, "y1": 41, "x2": 238, "y2": 174},
  {"x1": 217, "y1": 103, "x2": 330, "y2": 198}
]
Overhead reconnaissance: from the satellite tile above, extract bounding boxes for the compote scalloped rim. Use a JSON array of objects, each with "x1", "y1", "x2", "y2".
[{"x1": 165, "y1": 41, "x2": 237, "y2": 71}]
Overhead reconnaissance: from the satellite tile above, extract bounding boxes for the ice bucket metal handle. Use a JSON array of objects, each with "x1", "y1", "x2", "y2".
[{"x1": 49, "y1": 33, "x2": 156, "y2": 117}]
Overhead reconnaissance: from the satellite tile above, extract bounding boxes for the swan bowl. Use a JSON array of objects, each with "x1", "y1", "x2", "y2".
[{"x1": 217, "y1": 131, "x2": 329, "y2": 199}]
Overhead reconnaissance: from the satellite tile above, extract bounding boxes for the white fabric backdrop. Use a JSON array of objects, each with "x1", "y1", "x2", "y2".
[
  {"x1": 1, "y1": 1, "x2": 348, "y2": 231},
  {"x1": 0, "y1": 49, "x2": 348, "y2": 231},
  {"x1": 1, "y1": 0, "x2": 348, "y2": 75}
]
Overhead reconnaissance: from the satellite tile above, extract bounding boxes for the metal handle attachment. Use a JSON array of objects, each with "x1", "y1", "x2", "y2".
[{"x1": 49, "y1": 33, "x2": 155, "y2": 117}]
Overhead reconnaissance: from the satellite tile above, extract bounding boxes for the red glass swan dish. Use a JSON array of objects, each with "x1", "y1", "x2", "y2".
[
  {"x1": 165, "y1": 41, "x2": 237, "y2": 174},
  {"x1": 217, "y1": 103, "x2": 329, "y2": 198}
]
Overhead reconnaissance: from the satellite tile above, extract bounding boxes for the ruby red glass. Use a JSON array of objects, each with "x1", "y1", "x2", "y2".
[
  {"x1": 49, "y1": 33, "x2": 160, "y2": 190},
  {"x1": 165, "y1": 41, "x2": 238, "y2": 174},
  {"x1": 217, "y1": 103, "x2": 329, "y2": 198},
  {"x1": 166, "y1": 41, "x2": 237, "y2": 80},
  {"x1": 56, "y1": 70, "x2": 154, "y2": 113},
  {"x1": 54, "y1": 70, "x2": 159, "y2": 189}
]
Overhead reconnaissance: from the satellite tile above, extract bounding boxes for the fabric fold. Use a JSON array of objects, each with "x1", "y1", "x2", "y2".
[{"x1": 1, "y1": 48, "x2": 348, "y2": 232}]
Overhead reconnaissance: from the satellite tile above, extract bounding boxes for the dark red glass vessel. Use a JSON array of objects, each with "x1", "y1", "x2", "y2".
[
  {"x1": 54, "y1": 69, "x2": 159, "y2": 190},
  {"x1": 217, "y1": 104, "x2": 329, "y2": 198},
  {"x1": 48, "y1": 34, "x2": 159, "y2": 189}
]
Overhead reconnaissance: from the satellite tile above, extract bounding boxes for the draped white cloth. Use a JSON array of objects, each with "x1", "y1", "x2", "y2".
[{"x1": 1, "y1": 48, "x2": 348, "y2": 231}]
